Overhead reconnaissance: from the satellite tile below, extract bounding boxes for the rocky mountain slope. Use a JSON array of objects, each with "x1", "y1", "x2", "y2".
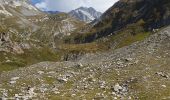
[
  {"x1": 0, "y1": 0, "x2": 85, "y2": 52},
  {"x1": 68, "y1": 0, "x2": 170, "y2": 43},
  {"x1": 0, "y1": 0, "x2": 44, "y2": 53},
  {"x1": 34, "y1": 13, "x2": 85, "y2": 48},
  {"x1": 0, "y1": 0, "x2": 43, "y2": 30},
  {"x1": 69, "y1": 7, "x2": 102, "y2": 23},
  {"x1": 0, "y1": 0, "x2": 42, "y2": 16},
  {"x1": 0, "y1": 0, "x2": 85, "y2": 71},
  {"x1": 0, "y1": 25, "x2": 169, "y2": 100}
]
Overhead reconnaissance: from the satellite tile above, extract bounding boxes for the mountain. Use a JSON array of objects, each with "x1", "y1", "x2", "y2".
[
  {"x1": 0, "y1": 0, "x2": 85, "y2": 52},
  {"x1": 45, "y1": 11, "x2": 61, "y2": 14},
  {"x1": 0, "y1": 0, "x2": 44, "y2": 53},
  {"x1": 0, "y1": 0, "x2": 85, "y2": 68},
  {"x1": 67, "y1": 0, "x2": 170, "y2": 43},
  {"x1": 35, "y1": 13, "x2": 85, "y2": 48},
  {"x1": 0, "y1": 0, "x2": 42, "y2": 16},
  {"x1": 0, "y1": 0, "x2": 44, "y2": 33},
  {"x1": 69, "y1": 7, "x2": 102, "y2": 23}
]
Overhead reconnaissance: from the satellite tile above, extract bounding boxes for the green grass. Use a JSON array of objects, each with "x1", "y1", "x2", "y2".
[
  {"x1": 59, "y1": 42, "x2": 107, "y2": 53},
  {"x1": 0, "y1": 62, "x2": 25, "y2": 71},
  {"x1": 18, "y1": 47, "x2": 60, "y2": 64},
  {"x1": 0, "y1": 47, "x2": 60, "y2": 72},
  {"x1": 43, "y1": 76, "x2": 56, "y2": 84},
  {"x1": 116, "y1": 32, "x2": 150, "y2": 48}
]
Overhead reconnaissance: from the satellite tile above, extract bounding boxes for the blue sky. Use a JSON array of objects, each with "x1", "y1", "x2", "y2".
[{"x1": 31, "y1": 0, "x2": 118, "y2": 12}]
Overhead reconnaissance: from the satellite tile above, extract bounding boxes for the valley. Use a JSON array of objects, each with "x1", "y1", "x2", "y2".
[{"x1": 0, "y1": 0, "x2": 170, "y2": 99}]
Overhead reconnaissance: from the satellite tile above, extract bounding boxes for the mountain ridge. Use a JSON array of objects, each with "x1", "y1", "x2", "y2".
[
  {"x1": 0, "y1": 0, "x2": 85, "y2": 69},
  {"x1": 67, "y1": 0, "x2": 170, "y2": 43},
  {"x1": 45, "y1": 11, "x2": 62, "y2": 14},
  {"x1": 69, "y1": 7, "x2": 102, "y2": 23}
]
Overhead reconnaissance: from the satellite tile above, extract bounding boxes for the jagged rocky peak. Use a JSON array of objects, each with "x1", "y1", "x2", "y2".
[{"x1": 69, "y1": 7, "x2": 102, "y2": 23}]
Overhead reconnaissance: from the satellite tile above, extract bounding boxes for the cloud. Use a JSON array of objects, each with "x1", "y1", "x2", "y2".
[
  {"x1": 34, "y1": 0, "x2": 118, "y2": 12},
  {"x1": 84, "y1": 0, "x2": 118, "y2": 12},
  {"x1": 35, "y1": 1, "x2": 47, "y2": 11}
]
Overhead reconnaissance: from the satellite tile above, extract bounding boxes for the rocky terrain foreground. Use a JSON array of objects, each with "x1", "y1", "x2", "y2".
[{"x1": 0, "y1": 26, "x2": 170, "y2": 99}]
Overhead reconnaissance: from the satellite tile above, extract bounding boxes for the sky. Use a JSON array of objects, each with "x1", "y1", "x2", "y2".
[{"x1": 31, "y1": 0, "x2": 118, "y2": 12}]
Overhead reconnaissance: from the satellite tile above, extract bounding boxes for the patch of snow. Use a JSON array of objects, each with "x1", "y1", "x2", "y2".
[{"x1": 76, "y1": 9, "x2": 95, "y2": 21}]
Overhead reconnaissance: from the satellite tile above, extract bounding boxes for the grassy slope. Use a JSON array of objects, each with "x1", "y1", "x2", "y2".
[
  {"x1": 0, "y1": 47, "x2": 60, "y2": 72},
  {"x1": 0, "y1": 13, "x2": 85, "y2": 72},
  {"x1": 0, "y1": 23, "x2": 152, "y2": 72}
]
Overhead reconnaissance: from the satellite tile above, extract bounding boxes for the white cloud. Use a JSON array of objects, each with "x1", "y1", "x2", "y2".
[
  {"x1": 35, "y1": 2, "x2": 47, "y2": 11},
  {"x1": 84, "y1": 0, "x2": 118, "y2": 12},
  {"x1": 34, "y1": 0, "x2": 118, "y2": 12}
]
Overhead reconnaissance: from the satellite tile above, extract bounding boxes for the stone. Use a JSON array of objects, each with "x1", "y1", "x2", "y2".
[
  {"x1": 38, "y1": 71, "x2": 44, "y2": 74},
  {"x1": 113, "y1": 83, "x2": 123, "y2": 93},
  {"x1": 71, "y1": 94, "x2": 76, "y2": 97},
  {"x1": 11, "y1": 77, "x2": 20, "y2": 81},
  {"x1": 48, "y1": 71, "x2": 55, "y2": 74},
  {"x1": 75, "y1": 63, "x2": 83, "y2": 69},
  {"x1": 124, "y1": 58, "x2": 133, "y2": 62},
  {"x1": 28, "y1": 87, "x2": 35, "y2": 95},
  {"x1": 111, "y1": 83, "x2": 128, "y2": 95},
  {"x1": 161, "y1": 85, "x2": 166, "y2": 88},
  {"x1": 57, "y1": 77, "x2": 68, "y2": 83},
  {"x1": 155, "y1": 72, "x2": 169, "y2": 78},
  {"x1": 5, "y1": 60, "x2": 11, "y2": 63},
  {"x1": 128, "y1": 96, "x2": 132, "y2": 99},
  {"x1": 9, "y1": 81, "x2": 16, "y2": 84},
  {"x1": 111, "y1": 92, "x2": 116, "y2": 95},
  {"x1": 54, "y1": 91, "x2": 60, "y2": 94},
  {"x1": 9, "y1": 77, "x2": 20, "y2": 84},
  {"x1": 99, "y1": 81, "x2": 106, "y2": 89},
  {"x1": 15, "y1": 94, "x2": 19, "y2": 100},
  {"x1": 163, "y1": 31, "x2": 170, "y2": 37},
  {"x1": 64, "y1": 73, "x2": 73, "y2": 78}
]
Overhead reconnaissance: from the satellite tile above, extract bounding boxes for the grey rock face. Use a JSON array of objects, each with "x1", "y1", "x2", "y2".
[{"x1": 69, "y1": 7, "x2": 102, "y2": 22}]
